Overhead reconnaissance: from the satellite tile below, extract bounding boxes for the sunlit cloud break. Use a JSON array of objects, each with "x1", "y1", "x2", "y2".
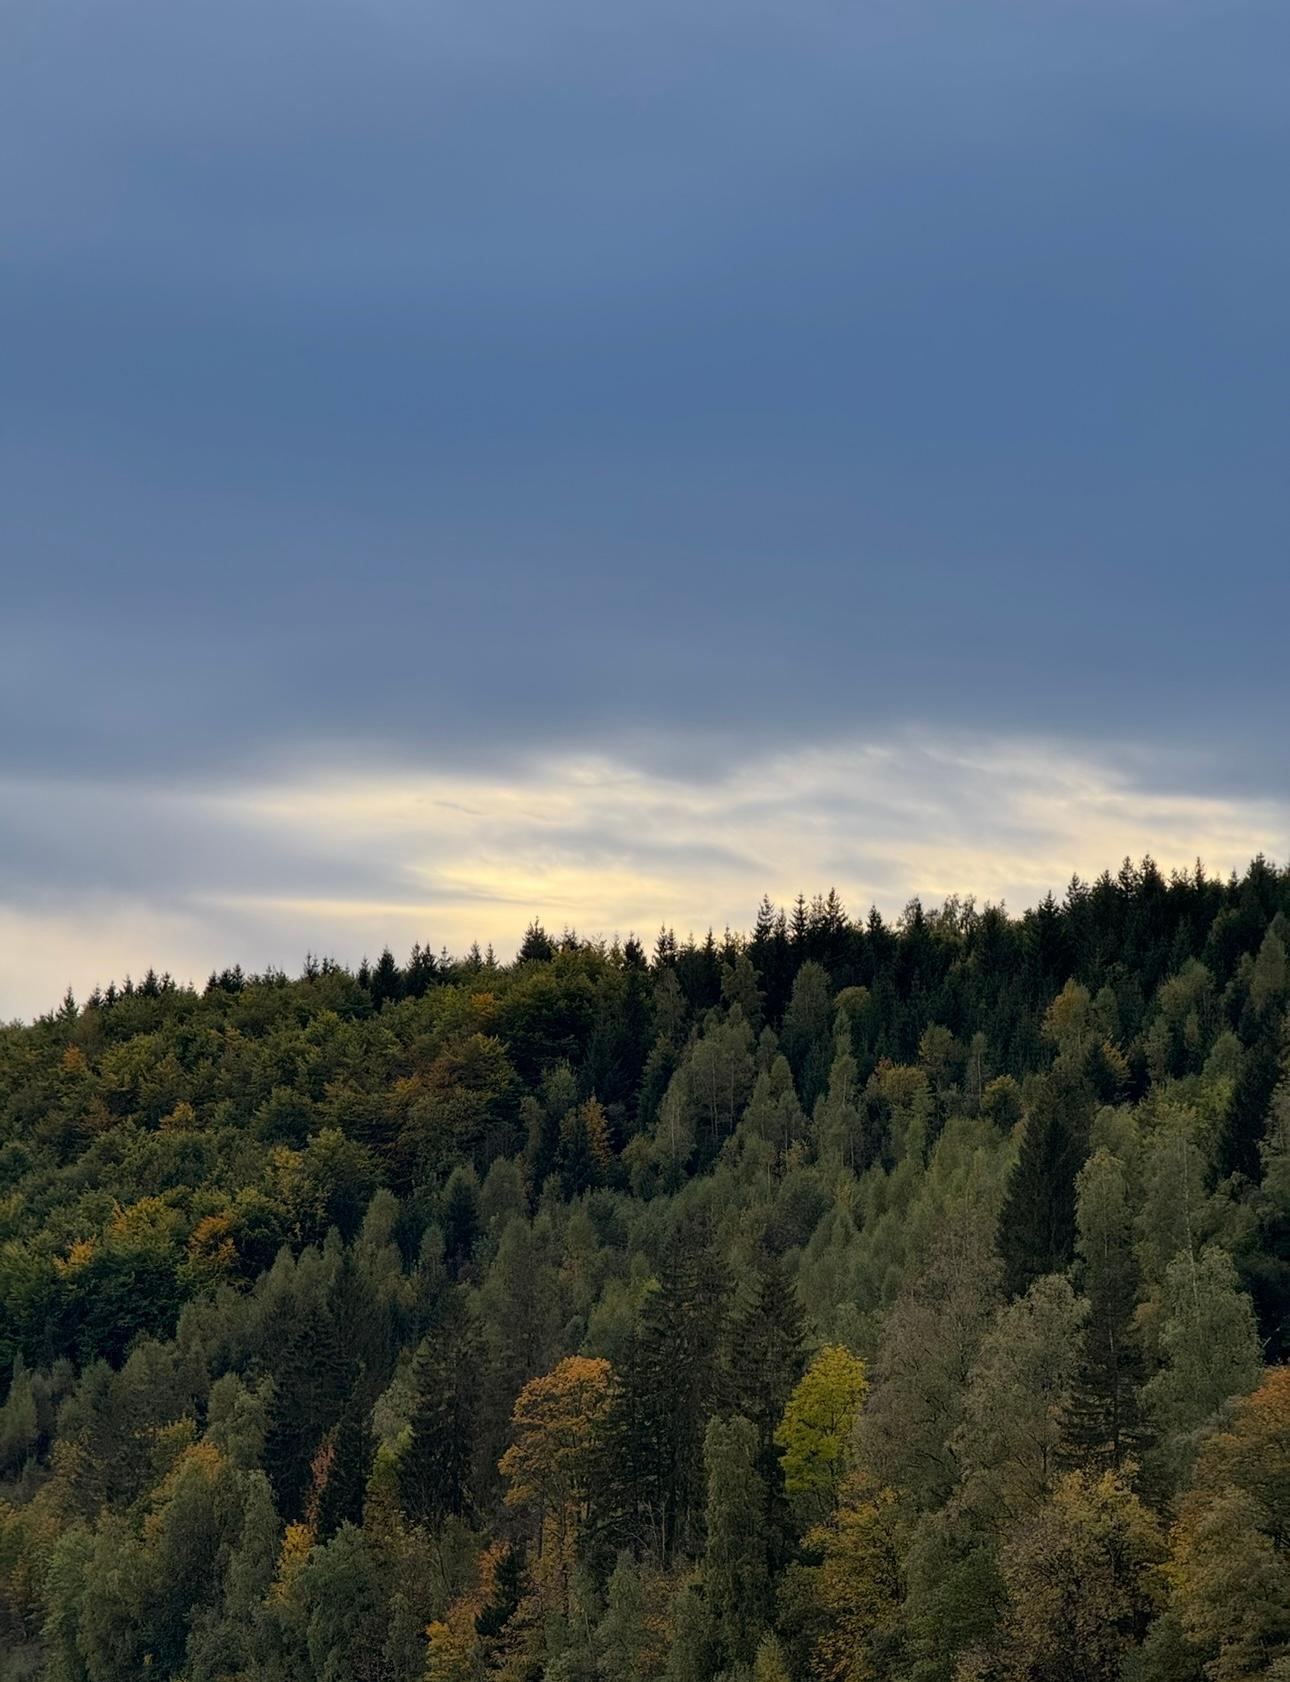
[{"x1": 1, "y1": 731, "x2": 1285, "y2": 1021}]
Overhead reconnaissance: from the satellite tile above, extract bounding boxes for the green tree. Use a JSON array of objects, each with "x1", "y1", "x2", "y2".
[
  {"x1": 953, "y1": 1273, "x2": 1087, "y2": 1525},
  {"x1": 1144, "y1": 1245, "x2": 1262, "y2": 1486},
  {"x1": 0, "y1": 1354, "x2": 39, "y2": 1474},
  {"x1": 1068, "y1": 1148, "x2": 1151, "y2": 1470},
  {"x1": 1165, "y1": 1368, "x2": 1290, "y2": 1682},
  {"x1": 800, "y1": 1472, "x2": 903, "y2": 1682},
  {"x1": 782, "y1": 963, "x2": 834, "y2": 1113},
  {"x1": 997, "y1": 1105, "x2": 1082, "y2": 1298},
  {"x1": 721, "y1": 952, "x2": 766, "y2": 1034},
  {"x1": 594, "y1": 1553, "x2": 666, "y2": 1682},
  {"x1": 728, "y1": 1254, "x2": 805, "y2": 1558},
  {"x1": 856, "y1": 1199, "x2": 1001, "y2": 1511},
  {"x1": 813, "y1": 1026, "x2": 864, "y2": 1170},
  {"x1": 401, "y1": 1290, "x2": 484, "y2": 1527},
  {"x1": 702, "y1": 1415, "x2": 769, "y2": 1671},
  {"x1": 603, "y1": 1224, "x2": 732, "y2": 1561},
  {"x1": 441, "y1": 1165, "x2": 482, "y2": 1276}
]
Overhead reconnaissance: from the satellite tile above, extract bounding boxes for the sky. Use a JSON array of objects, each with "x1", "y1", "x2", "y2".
[{"x1": 2, "y1": 0, "x2": 1288, "y2": 1018}]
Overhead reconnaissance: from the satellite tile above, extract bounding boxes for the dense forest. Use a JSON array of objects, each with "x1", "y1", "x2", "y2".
[{"x1": 3, "y1": 857, "x2": 1290, "y2": 1682}]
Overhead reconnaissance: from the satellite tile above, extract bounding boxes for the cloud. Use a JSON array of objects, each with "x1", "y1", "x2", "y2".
[{"x1": 2, "y1": 732, "x2": 1285, "y2": 1020}]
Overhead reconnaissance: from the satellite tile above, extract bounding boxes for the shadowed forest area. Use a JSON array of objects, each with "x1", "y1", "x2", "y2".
[{"x1": 3, "y1": 856, "x2": 1290, "y2": 1681}]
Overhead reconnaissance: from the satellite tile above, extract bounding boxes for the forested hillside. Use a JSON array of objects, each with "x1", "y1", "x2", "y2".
[{"x1": 3, "y1": 857, "x2": 1290, "y2": 1682}]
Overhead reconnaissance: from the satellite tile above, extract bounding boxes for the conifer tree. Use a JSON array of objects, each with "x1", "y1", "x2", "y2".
[
  {"x1": 997, "y1": 1105, "x2": 1082, "y2": 1298},
  {"x1": 405, "y1": 940, "x2": 439, "y2": 998},
  {"x1": 1067, "y1": 1148, "x2": 1151, "y2": 1471},
  {"x1": 370, "y1": 947, "x2": 403, "y2": 1008},
  {"x1": 703, "y1": 1414, "x2": 769, "y2": 1671},
  {"x1": 782, "y1": 962, "x2": 834, "y2": 1111},
  {"x1": 556, "y1": 1096, "x2": 613, "y2": 1197},
  {"x1": 728, "y1": 1254, "x2": 806, "y2": 1565},
  {"x1": 519, "y1": 920, "x2": 555, "y2": 962},
  {"x1": 401, "y1": 1290, "x2": 484, "y2": 1527},
  {"x1": 441, "y1": 1165, "x2": 481, "y2": 1276},
  {"x1": 605, "y1": 1223, "x2": 732, "y2": 1561},
  {"x1": 263, "y1": 1302, "x2": 353, "y2": 1522},
  {"x1": 313, "y1": 1380, "x2": 376, "y2": 1541}
]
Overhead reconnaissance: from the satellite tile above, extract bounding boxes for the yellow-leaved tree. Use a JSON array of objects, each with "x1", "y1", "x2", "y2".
[
  {"x1": 802, "y1": 1472, "x2": 902, "y2": 1682},
  {"x1": 775, "y1": 1344, "x2": 867, "y2": 1519}
]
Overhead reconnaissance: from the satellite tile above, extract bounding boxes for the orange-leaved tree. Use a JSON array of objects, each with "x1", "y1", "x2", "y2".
[{"x1": 499, "y1": 1355, "x2": 614, "y2": 1616}]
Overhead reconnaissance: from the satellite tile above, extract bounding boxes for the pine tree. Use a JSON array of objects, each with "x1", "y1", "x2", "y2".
[
  {"x1": 1066, "y1": 1149, "x2": 1151, "y2": 1471},
  {"x1": 519, "y1": 920, "x2": 555, "y2": 962},
  {"x1": 263, "y1": 1301, "x2": 353, "y2": 1522},
  {"x1": 703, "y1": 1414, "x2": 769, "y2": 1671},
  {"x1": 997, "y1": 1105, "x2": 1082, "y2": 1298},
  {"x1": 605, "y1": 1222, "x2": 732, "y2": 1561},
  {"x1": 727, "y1": 1255, "x2": 805, "y2": 1567},
  {"x1": 370, "y1": 947, "x2": 403, "y2": 1008},
  {"x1": 401, "y1": 1290, "x2": 484, "y2": 1526},
  {"x1": 441, "y1": 1165, "x2": 481, "y2": 1276}
]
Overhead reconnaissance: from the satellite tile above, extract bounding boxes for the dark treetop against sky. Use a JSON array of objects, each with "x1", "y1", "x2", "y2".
[{"x1": 2, "y1": 0, "x2": 1288, "y2": 1017}]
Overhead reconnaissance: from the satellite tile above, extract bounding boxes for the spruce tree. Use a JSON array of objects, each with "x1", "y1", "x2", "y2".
[
  {"x1": 606, "y1": 1221, "x2": 731, "y2": 1561},
  {"x1": 370, "y1": 947, "x2": 403, "y2": 1009},
  {"x1": 997, "y1": 1105, "x2": 1081, "y2": 1298},
  {"x1": 518, "y1": 920, "x2": 555, "y2": 962},
  {"x1": 1066, "y1": 1149, "x2": 1151, "y2": 1471},
  {"x1": 405, "y1": 941, "x2": 439, "y2": 998},
  {"x1": 727, "y1": 1255, "x2": 805, "y2": 1567},
  {"x1": 263, "y1": 1302, "x2": 353, "y2": 1522},
  {"x1": 401, "y1": 1290, "x2": 484, "y2": 1526},
  {"x1": 441, "y1": 1165, "x2": 481, "y2": 1277},
  {"x1": 703, "y1": 1414, "x2": 769, "y2": 1671},
  {"x1": 314, "y1": 1380, "x2": 376, "y2": 1540}
]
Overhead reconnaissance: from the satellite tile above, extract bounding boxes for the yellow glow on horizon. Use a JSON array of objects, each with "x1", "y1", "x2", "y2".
[{"x1": 3, "y1": 731, "x2": 1286, "y2": 1019}]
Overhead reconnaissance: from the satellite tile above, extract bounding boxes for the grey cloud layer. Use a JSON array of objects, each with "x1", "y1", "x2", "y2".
[{"x1": 4, "y1": 0, "x2": 1289, "y2": 784}]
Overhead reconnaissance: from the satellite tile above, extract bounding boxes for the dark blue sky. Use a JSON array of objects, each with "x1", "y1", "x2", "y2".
[{"x1": 2, "y1": 0, "x2": 1288, "y2": 1014}]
